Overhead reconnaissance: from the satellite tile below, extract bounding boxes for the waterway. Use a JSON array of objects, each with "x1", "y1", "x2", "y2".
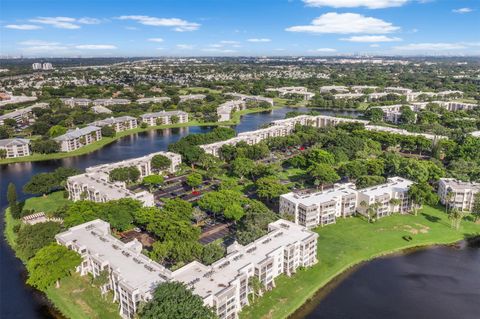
[{"x1": 6, "y1": 107, "x2": 478, "y2": 319}]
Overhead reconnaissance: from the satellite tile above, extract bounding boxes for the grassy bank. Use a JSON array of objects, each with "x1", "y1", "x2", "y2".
[
  {"x1": 0, "y1": 107, "x2": 279, "y2": 165},
  {"x1": 4, "y1": 208, "x2": 19, "y2": 248},
  {"x1": 23, "y1": 191, "x2": 72, "y2": 213},
  {"x1": 240, "y1": 205, "x2": 480, "y2": 319}
]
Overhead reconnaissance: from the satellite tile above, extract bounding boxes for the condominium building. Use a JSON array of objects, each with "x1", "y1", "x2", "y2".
[
  {"x1": 319, "y1": 85, "x2": 348, "y2": 93},
  {"x1": 91, "y1": 116, "x2": 138, "y2": 132},
  {"x1": 179, "y1": 94, "x2": 206, "y2": 103},
  {"x1": 61, "y1": 98, "x2": 92, "y2": 107},
  {"x1": 470, "y1": 131, "x2": 480, "y2": 138},
  {"x1": 351, "y1": 85, "x2": 378, "y2": 93},
  {"x1": 32, "y1": 63, "x2": 42, "y2": 70},
  {"x1": 385, "y1": 87, "x2": 413, "y2": 95},
  {"x1": 0, "y1": 138, "x2": 31, "y2": 158},
  {"x1": 225, "y1": 93, "x2": 274, "y2": 106},
  {"x1": 140, "y1": 110, "x2": 188, "y2": 126},
  {"x1": 266, "y1": 86, "x2": 315, "y2": 100},
  {"x1": 217, "y1": 100, "x2": 246, "y2": 122},
  {"x1": 86, "y1": 151, "x2": 181, "y2": 177},
  {"x1": 42, "y1": 63, "x2": 53, "y2": 70},
  {"x1": 437, "y1": 101, "x2": 478, "y2": 111},
  {"x1": 356, "y1": 177, "x2": 413, "y2": 219},
  {"x1": 54, "y1": 126, "x2": 102, "y2": 152},
  {"x1": 56, "y1": 218, "x2": 318, "y2": 319},
  {"x1": 438, "y1": 178, "x2": 480, "y2": 211},
  {"x1": 93, "y1": 98, "x2": 131, "y2": 107},
  {"x1": 280, "y1": 183, "x2": 358, "y2": 228},
  {"x1": 365, "y1": 125, "x2": 447, "y2": 141},
  {"x1": 136, "y1": 96, "x2": 171, "y2": 104},
  {"x1": 333, "y1": 93, "x2": 365, "y2": 100},
  {"x1": 0, "y1": 103, "x2": 48, "y2": 126},
  {"x1": 91, "y1": 105, "x2": 113, "y2": 114}
]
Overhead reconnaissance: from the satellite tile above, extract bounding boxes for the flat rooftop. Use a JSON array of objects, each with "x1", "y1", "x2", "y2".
[
  {"x1": 281, "y1": 184, "x2": 357, "y2": 206},
  {"x1": 358, "y1": 177, "x2": 413, "y2": 197}
]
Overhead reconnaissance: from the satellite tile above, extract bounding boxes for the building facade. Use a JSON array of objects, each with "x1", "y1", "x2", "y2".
[
  {"x1": 54, "y1": 126, "x2": 102, "y2": 152},
  {"x1": 140, "y1": 111, "x2": 188, "y2": 126},
  {"x1": 438, "y1": 178, "x2": 480, "y2": 211},
  {"x1": 0, "y1": 138, "x2": 31, "y2": 158},
  {"x1": 91, "y1": 116, "x2": 138, "y2": 132}
]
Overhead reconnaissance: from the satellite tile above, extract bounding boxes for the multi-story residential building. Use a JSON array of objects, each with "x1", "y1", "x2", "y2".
[
  {"x1": 437, "y1": 101, "x2": 478, "y2": 111},
  {"x1": 140, "y1": 110, "x2": 188, "y2": 126},
  {"x1": 61, "y1": 98, "x2": 92, "y2": 107},
  {"x1": 93, "y1": 98, "x2": 131, "y2": 107},
  {"x1": 86, "y1": 151, "x2": 181, "y2": 177},
  {"x1": 319, "y1": 85, "x2": 348, "y2": 93},
  {"x1": 280, "y1": 183, "x2": 358, "y2": 228},
  {"x1": 438, "y1": 178, "x2": 480, "y2": 211},
  {"x1": 385, "y1": 86, "x2": 413, "y2": 95},
  {"x1": 217, "y1": 100, "x2": 246, "y2": 122},
  {"x1": 32, "y1": 63, "x2": 42, "y2": 70},
  {"x1": 351, "y1": 85, "x2": 378, "y2": 93},
  {"x1": 0, "y1": 95, "x2": 37, "y2": 107},
  {"x1": 91, "y1": 105, "x2": 113, "y2": 114},
  {"x1": 136, "y1": 96, "x2": 171, "y2": 104},
  {"x1": 179, "y1": 94, "x2": 206, "y2": 103},
  {"x1": 470, "y1": 131, "x2": 480, "y2": 138},
  {"x1": 365, "y1": 125, "x2": 447, "y2": 141},
  {"x1": 225, "y1": 93, "x2": 274, "y2": 106},
  {"x1": 54, "y1": 126, "x2": 102, "y2": 152},
  {"x1": 42, "y1": 63, "x2": 53, "y2": 70},
  {"x1": 266, "y1": 87, "x2": 315, "y2": 100},
  {"x1": 56, "y1": 218, "x2": 318, "y2": 319},
  {"x1": 356, "y1": 177, "x2": 413, "y2": 219},
  {"x1": 0, "y1": 138, "x2": 31, "y2": 158},
  {"x1": 333, "y1": 93, "x2": 365, "y2": 100},
  {"x1": 91, "y1": 116, "x2": 138, "y2": 132},
  {"x1": 66, "y1": 173, "x2": 155, "y2": 206},
  {"x1": 0, "y1": 103, "x2": 48, "y2": 126}
]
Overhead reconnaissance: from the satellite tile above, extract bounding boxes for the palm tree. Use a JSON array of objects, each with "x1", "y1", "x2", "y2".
[
  {"x1": 389, "y1": 198, "x2": 402, "y2": 213},
  {"x1": 448, "y1": 208, "x2": 465, "y2": 230},
  {"x1": 248, "y1": 276, "x2": 263, "y2": 303},
  {"x1": 445, "y1": 190, "x2": 455, "y2": 213}
]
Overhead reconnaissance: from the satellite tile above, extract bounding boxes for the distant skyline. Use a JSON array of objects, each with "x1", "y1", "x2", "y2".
[{"x1": 1, "y1": 0, "x2": 480, "y2": 57}]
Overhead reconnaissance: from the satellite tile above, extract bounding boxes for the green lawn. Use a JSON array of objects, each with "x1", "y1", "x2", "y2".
[
  {"x1": 46, "y1": 273, "x2": 120, "y2": 319},
  {"x1": 240, "y1": 205, "x2": 480, "y2": 319},
  {"x1": 0, "y1": 107, "x2": 279, "y2": 165},
  {"x1": 4, "y1": 209, "x2": 20, "y2": 248},
  {"x1": 23, "y1": 191, "x2": 72, "y2": 213}
]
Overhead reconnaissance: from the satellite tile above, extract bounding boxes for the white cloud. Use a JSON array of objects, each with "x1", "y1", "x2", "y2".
[
  {"x1": 370, "y1": 44, "x2": 381, "y2": 47},
  {"x1": 247, "y1": 38, "x2": 271, "y2": 42},
  {"x1": 309, "y1": 48, "x2": 337, "y2": 52},
  {"x1": 176, "y1": 44, "x2": 194, "y2": 50},
  {"x1": 75, "y1": 44, "x2": 117, "y2": 50},
  {"x1": 453, "y1": 8, "x2": 473, "y2": 14},
  {"x1": 220, "y1": 40, "x2": 240, "y2": 44},
  {"x1": 18, "y1": 40, "x2": 59, "y2": 46},
  {"x1": 117, "y1": 15, "x2": 200, "y2": 31},
  {"x1": 393, "y1": 43, "x2": 468, "y2": 51},
  {"x1": 5, "y1": 24, "x2": 42, "y2": 30},
  {"x1": 23, "y1": 45, "x2": 68, "y2": 52},
  {"x1": 303, "y1": 0, "x2": 408, "y2": 9},
  {"x1": 341, "y1": 35, "x2": 402, "y2": 42},
  {"x1": 286, "y1": 12, "x2": 399, "y2": 34},
  {"x1": 29, "y1": 16, "x2": 100, "y2": 29},
  {"x1": 148, "y1": 38, "x2": 164, "y2": 42}
]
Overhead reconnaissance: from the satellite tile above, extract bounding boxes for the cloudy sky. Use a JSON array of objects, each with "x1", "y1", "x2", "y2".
[{"x1": 1, "y1": 0, "x2": 479, "y2": 57}]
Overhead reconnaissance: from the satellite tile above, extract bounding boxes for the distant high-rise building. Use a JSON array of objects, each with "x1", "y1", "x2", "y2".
[
  {"x1": 42, "y1": 63, "x2": 53, "y2": 70},
  {"x1": 32, "y1": 63, "x2": 42, "y2": 70}
]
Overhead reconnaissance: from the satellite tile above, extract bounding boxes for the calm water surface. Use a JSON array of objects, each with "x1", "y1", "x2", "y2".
[{"x1": 9, "y1": 109, "x2": 478, "y2": 319}]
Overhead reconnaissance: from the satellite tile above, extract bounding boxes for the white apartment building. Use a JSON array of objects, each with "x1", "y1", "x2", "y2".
[
  {"x1": 385, "y1": 87, "x2": 413, "y2": 95},
  {"x1": 0, "y1": 103, "x2": 48, "y2": 126},
  {"x1": 54, "y1": 126, "x2": 102, "y2": 152},
  {"x1": 351, "y1": 85, "x2": 378, "y2": 93},
  {"x1": 356, "y1": 177, "x2": 413, "y2": 219},
  {"x1": 136, "y1": 96, "x2": 171, "y2": 104},
  {"x1": 91, "y1": 116, "x2": 138, "y2": 132},
  {"x1": 61, "y1": 98, "x2": 92, "y2": 107},
  {"x1": 217, "y1": 100, "x2": 246, "y2": 122},
  {"x1": 470, "y1": 131, "x2": 480, "y2": 138},
  {"x1": 86, "y1": 151, "x2": 181, "y2": 177},
  {"x1": 319, "y1": 85, "x2": 348, "y2": 93},
  {"x1": 179, "y1": 94, "x2": 206, "y2": 103},
  {"x1": 280, "y1": 183, "x2": 358, "y2": 228},
  {"x1": 333, "y1": 93, "x2": 365, "y2": 100},
  {"x1": 42, "y1": 63, "x2": 53, "y2": 70},
  {"x1": 32, "y1": 63, "x2": 42, "y2": 70},
  {"x1": 66, "y1": 173, "x2": 155, "y2": 207},
  {"x1": 93, "y1": 98, "x2": 131, "y2": 107},
  {"x1": 365, "y1": 125, "x2": 447, "y2": 141},
  {"x1": 225, "y1": 93, "x2": 274, "y2": 106},
  {"x1": 266, "y1": 87, "x2": 315, "y2": 100},
  {"x1": 438, "y1": 178, "x2": 480, "y2": 211},
  {"x1": 91, "y1": 105, "x2": 113, "y2": 114},
  {"x1": 438, "y1": 101, "x2": 478, "y2": 111},
  {"x1": 56, "y1": 219, "x2": 318, "y2": 319},
  {"x1": 140, "y1": 110, "x2": 188, "y2": 126},
  {"x1": 0, "y1": 138, "x2": 31, "y2": 158}
]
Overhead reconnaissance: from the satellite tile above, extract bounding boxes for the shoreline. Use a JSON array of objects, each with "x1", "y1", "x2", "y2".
[{"x1": 0, "y1": 106, "x2": 280, "y2": 165}]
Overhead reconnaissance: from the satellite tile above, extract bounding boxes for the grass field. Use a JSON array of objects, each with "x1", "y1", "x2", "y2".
[
  {"x1": 46, "y1": 273, "x2": 120, "y2": 319},
  {"x1": 240, "y1": 205, "x2": 480, "y2": 319},
  {"x1": 22, "y1": 191, "x2": 72, "y2": 213},
  {"x1": 0, "y1": 107, "x2": 279, "y2": 165},
  {"x1": 4, "y1": 209, "x2": 20, "y2": 248}
]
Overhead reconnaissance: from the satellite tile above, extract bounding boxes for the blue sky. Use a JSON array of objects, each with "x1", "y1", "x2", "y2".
[{"x1": 1, "y1": 0, "x2": 479, "y2": 57}]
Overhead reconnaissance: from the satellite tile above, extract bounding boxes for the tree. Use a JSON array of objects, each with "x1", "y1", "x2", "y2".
[
  {"x1": 366, "y1": 107, "x2": 384, "y2": 122},
  {"x1": 389, "y1": 198, "x2": 402, "y2": 213},
  {"x1": 448, "y1": 208, "x2": 465, "y2": 230},
  {"x1": 170, "y1": 115, "x2": 180, "y2": 124},
  {"x1": 307, "y1": 163, "x2": 339, "y2": 190},
  {"x1": 101, "y1": 125, "x2": 116, "y2": 138},
  {"x1": 249, "y1": 276, "x2": 263, "y2": 302},
  {"x1": 142, "y1": 175, "x2": 164, "y2": 191},
  {"x1": 48, "y1": 125, "x2": 67, "y2": 138},
  {"x1": 201, "y1": 241, "x2": 225, "y2": 265},
  {"x1": 139, "y1": 282, "x2": 216, "y2": 319},
  {"x1": 162, "y1": 198, "x2": 194, "y2": 220},
  {"x1": 109, "y1": 166, "x2": 141, "y2": 183},
  {"x1": 26, "y1": 244, "x2": 81, "y2": 291},
  {"x1": 31, "y1": 139, "x2": 60, "y2": 154},
  {"x1": 472, "y1": 192, "x2": 480, "y2": 222},
  {"x1": 186, "y1": 172, "x2": 203, "y2": 190},
  {"x1": 16, "y1": 222, "x2": 62, "y2": 261},
  {"x1": 408, "y1": 182, "x2": 438, "y2": 216},
  {"x1": 0, "y1": 148, "x2": 6, "y2": 159},
  {"x1": 23, "y1": 173, "x2": 59, "y2": 195},
  {"x1": 151, "y1": 154, "x2": 172, "y2": 172},
  {"x1": 306, "y1": 148, "x2": 335, "y2": 166},
  {"x1": 399, "y1": 105, "x2": 416, "y2": 124},
  {"x1": 224, "y1": 203, "x2": 245, "y2": 222},
  {"x1": 255, "y1": 176, "x2": 289, "y2": 202},
  {"x1": 7, "y1": 183, "x2": 21, "y2": 219},
  {"x1": 231, "y1": 157, "x2": 255, "y2": 180}
]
